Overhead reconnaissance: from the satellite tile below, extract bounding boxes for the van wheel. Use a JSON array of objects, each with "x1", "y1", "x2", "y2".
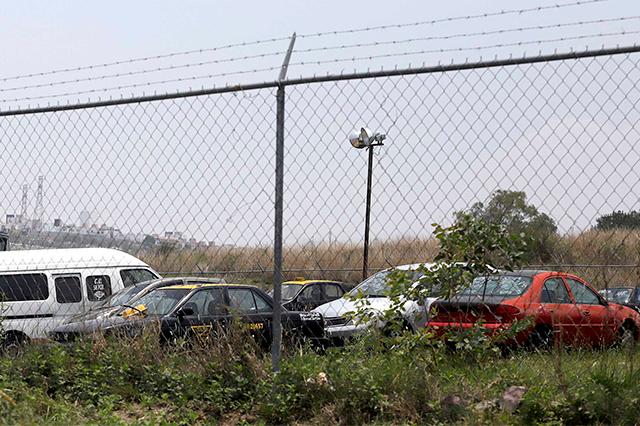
[{"x1": 2, "y1": 333, "x2": 28, "y2": 358}]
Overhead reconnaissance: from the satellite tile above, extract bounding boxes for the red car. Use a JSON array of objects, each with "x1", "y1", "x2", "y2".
[{"x1": 426, "y1": 270, "x2": 640, "y2": 348}]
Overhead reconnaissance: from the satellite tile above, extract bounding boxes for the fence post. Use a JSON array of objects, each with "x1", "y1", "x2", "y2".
[{"x1": 272, "y1": 33, "x2": 296, "y2": 374}]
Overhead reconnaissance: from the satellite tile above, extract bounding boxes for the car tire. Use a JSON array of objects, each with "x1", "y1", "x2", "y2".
[
  {"x1": 381, "y1": 319, "x2": 413, "y2": 338},
  {"x1": 616, "y1": 321, "x2": 638, "y2": 348},
  {"x1": 528, "y1": 325, "x2": 553, "y2": 351}
]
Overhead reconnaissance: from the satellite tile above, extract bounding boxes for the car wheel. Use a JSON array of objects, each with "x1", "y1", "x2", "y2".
[
  {"x1": 382, "y1": 319, "x2": 413, "y2": 338},
  {"x1": 616, "y1": 322, "x2": 638, "y2": 348},
  {"x1": 528, "y1": 325, "x2": 553, "y2": 351}
]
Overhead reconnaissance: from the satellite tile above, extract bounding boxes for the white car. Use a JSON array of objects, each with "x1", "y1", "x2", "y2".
[{"x1": 312, "y1": 263, "x2": 438, "y2": 341}]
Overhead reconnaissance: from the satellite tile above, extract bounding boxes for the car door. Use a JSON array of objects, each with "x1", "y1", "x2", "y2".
[
  {"x1": 537, "y1": 277, "x2": 579, "y2": 344},
  {"x1": 565, "y1": 277, "x2": 616, "y2": 346},
  {"x1": 227, "y1": 287, "x2": 272, "y2": 347},
  {"x1": 172, "y1": 288, "x2": 227, "y2": 344}
]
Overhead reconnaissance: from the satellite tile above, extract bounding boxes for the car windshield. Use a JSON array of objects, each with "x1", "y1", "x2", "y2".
[
  {"x1": 267, "y1": 284, "x2": 302, "y2": 300},
  {"x1": 92, "y1": 282, "x2": 151, "y2": 310},
  {"x1": 125, "y1": 288, "x2": 190, "y2": 316},
  {"x1": 349, "y1": 269, "x2": 424, "y2": 297},
  {"x1": 281, "y1": 284, "x2": 302, "y2": 300},
  {"x1": 460, "y1": 275, "x2": 532, "y2": 297},
  {"x1": 601, "y1": 288, "x2": 634, "y2": 304}
]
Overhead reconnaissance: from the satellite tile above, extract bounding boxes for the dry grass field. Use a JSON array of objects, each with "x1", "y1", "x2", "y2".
[{"x1": 139, "y1": 230, "x2": 640, "y2": 288}]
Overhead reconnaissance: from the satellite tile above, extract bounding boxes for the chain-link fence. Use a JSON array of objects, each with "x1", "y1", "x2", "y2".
[{"x1": 1, "y1": 46, "x2": 640, "y2": 359}]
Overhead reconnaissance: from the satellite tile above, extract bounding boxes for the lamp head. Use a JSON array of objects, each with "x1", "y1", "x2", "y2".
[{"x1": 349, "y1": 127, "x2": 375, "y2": 149}]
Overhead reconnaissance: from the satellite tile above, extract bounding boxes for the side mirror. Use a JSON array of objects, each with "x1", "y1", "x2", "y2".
[{"x1": 176, "y1": 307, "x2": 194, "y2": 318}]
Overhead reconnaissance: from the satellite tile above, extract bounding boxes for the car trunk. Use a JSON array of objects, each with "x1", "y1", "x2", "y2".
[{"x1": 429, "y1": 296, "x2": 522, "y2": 325}]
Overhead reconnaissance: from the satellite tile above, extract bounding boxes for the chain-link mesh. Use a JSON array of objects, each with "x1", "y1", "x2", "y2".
[{"x1": 1, "y1": 49, "x2": 640, "y2": 351}]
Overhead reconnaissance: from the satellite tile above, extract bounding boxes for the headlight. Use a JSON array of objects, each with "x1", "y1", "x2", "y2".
[{"x1": 299, "y1": 312, "x2": 322, "y2": 321}]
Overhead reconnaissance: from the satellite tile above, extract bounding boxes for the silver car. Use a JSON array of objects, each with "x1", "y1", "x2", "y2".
[{"x1": 312, "y1": 263, "x2": 438, "y2": 341}]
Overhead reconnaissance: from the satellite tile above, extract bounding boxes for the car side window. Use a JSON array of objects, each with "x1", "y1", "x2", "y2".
[
  {"x1": 252, "y1": 290, "x2": 272, "y2": 313},
  {"x1": 299, "y1": 284, "x2": 322, "y2": 302},
  {"x1": 566, "y1": 278, "x2": 601, "y2": 305},
  {"x1": 541, "y1": 278, "x2": 571, "y2": 303},
  {"x1": 325, "y1": 284, "x2": 343, "y2": 298},
  {"x1": 182, "y1": 288, "x2": 226, "y2": 317},
  {"x1": 228, "y1": 288, "x2": 257, "y2": 313}
]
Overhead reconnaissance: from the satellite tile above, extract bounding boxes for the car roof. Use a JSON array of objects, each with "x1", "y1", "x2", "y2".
[
  {"x1": 160, "y1": 283, "x2": 254, "y2": 290},
  {"x1": 282, "y1": 280, "x2": 342, "y2": 285},
  {"x1": 0, "y1": 248, "x2": 151, "y2": 272}
]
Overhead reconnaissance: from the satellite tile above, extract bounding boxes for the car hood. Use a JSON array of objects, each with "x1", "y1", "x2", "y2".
[
  {"x1": 313, "y1": 296, "x2": 437, "y2": 318},
  {"x1": 53, "y1": 313, "x2": 152, "y2": 334},
  {"x1": 65, "y1": 306, "x2": 120, "y2": 323}
]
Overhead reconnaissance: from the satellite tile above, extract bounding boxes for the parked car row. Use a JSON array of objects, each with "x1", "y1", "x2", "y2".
[
  {"x1": 311, "y1": 265, "x2": 640, "y2": 349},
  {"x1": 51, "y1": 279, "x2": 326, "y2": 348},
  {"x1": 2, "y1": 247, "x2": 639, "y2": 352}
]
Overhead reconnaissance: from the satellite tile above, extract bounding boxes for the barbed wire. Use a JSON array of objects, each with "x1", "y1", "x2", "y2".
[
  {"x1": 0, "y1": 50, "x2": 287, "y2": 94},
  {"x1": 0, "y1": 65, "x2": 282, "y2": 104},
  {"x1": 0, "y1": 36, "x2": 290, "y2": 83},
  {"x1": 5, "y1": 16, "x2": 634, "y2": 96},
  {"x1": 2, "y1": 31, "x2": 637, "y2": 106},
  {"x1": 294, "y1": 16, "x2": 640, "y2": 55},
  {"x1": 288, "y1": 30, "x2": 640, "y2": 69},
  {"x1": 297, "y1": 0, "x2": 610, "y2": 38}
]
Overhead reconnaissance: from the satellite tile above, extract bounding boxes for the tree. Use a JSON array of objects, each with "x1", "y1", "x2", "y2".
[
  {"x1": 456, "y1": 190, "x2": 557, "y2": 262},
  {"x1": 595, "y1": 211, "x2": 640, "y2": 230}
]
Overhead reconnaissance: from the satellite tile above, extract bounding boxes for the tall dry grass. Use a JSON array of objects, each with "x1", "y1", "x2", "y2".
[{"x1": 139, "y1": 230, "x2": 640, "y2": 288}]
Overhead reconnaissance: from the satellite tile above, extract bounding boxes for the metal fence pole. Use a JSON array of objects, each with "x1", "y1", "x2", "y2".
[{"x1": 271, "y1": 33, "x2": 296, "y2": 374}]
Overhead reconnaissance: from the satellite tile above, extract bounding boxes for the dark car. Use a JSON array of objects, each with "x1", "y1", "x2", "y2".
[
  {"x1": 268, "y1": 279, "x2": 346, "y2": 311},
  {"x1": 63, "y1": 277, "x2": 227, "y2": 324},
  {"x1": 600, "y1": 287, "x2": 640, "y2": 312},
  {"x1": 51, "y1": 283, "x2": 326, "y2": 348}
]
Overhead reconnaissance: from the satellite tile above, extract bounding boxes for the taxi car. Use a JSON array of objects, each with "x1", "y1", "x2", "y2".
[
  {"x1": 269, "y1": 279, "x2": 346, "y2": 311},
  {"x1": 50, "y1": 283, "x2": 326, "y2": 348},
  {"x1": 427, "y1": 270, "x2": 640, "y2": 348}
]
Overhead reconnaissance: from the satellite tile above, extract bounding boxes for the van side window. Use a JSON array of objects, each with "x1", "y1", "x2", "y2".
[
  {"x1": 0, "y1": 273, "x2": 48, "y2": 301},
  {"x1": 55, "y1": 276, "x2": 82, "y2": 304},
  {"x1": 120, "y1": 268, "x2": 158, "y2": 287},
  {"x1": 86, "y1": 275, "x2": 112, "y2": 302}
]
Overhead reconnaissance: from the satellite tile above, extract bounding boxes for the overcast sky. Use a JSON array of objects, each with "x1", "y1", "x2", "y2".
[{"x1": 1, "y1": 0, "x2": 640, "y2": 254}]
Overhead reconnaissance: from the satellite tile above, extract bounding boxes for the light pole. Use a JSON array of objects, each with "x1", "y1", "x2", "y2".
[{"x1": 349, "y1": 128, "x2": 386, "y2": 281}]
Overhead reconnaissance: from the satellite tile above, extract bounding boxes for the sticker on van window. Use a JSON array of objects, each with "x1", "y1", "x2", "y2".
[{"x1": 86, "y1": 275, "x2": 112, "y2": 301}]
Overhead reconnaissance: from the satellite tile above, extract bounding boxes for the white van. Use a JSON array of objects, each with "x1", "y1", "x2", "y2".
[{"x1": 0, "y1": 247, "x2": 160, "y2": 346}]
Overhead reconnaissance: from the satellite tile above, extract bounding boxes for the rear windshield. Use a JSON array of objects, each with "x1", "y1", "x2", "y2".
[{"x1": 460, "y1": 275, "x2": 532, "y2": 297}]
